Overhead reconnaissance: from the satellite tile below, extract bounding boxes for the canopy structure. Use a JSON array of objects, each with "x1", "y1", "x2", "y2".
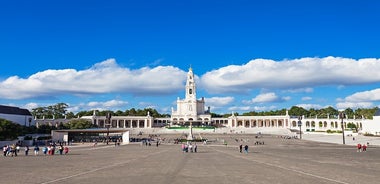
[{"x1": 52, "y1": 129, "x2": 129, "y2": 144}]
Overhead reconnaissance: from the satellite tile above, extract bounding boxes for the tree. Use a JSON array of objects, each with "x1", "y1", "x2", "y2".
[
  {"x1": 76, "y1": 110, "x2": 93, "y2": 117},
  {"x1": 31, "y1": 103, "x2": 70, "y2": 119},
  {"x1": 344, "y1": 108, "x2": 355, "y2": 119},
  {"x1": 0, "y1": 119, "x2": 23, "y2": 140},
  {"x1": 65, "y1": 119, "x2": 97, "y2": 129},
  {"x1": 31, "y1": 107, "x2": 45, "y2": 119},
  {"x1": 65, "y1": 112, "x2": 76, "y2": 119},
  {"x1": 210, "y1": 113, "x2": 223, "y2": 118},
  {"x1": 289, "y1": 106, "x2": 309, "y2": 117},
  {"x1": 320, "y1": 106, "x2": 338, "y2": 118},
  {"x1": 346, "y1": 123, "x2": 358, "y2": 132},
  {"x1": 36, "y1": 124, "x2": 56, "y2": 134},
  {"x1": 128, "y1": 108, "x2": 137, "y2": 116}
]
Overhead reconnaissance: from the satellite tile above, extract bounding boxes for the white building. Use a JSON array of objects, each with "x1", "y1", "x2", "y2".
[
  {"x1": 35, "y1": 68, "x2": 380, "y2": 135},
  {"x1": 171, "y1": 67, "x2": 211, "y2": 126},
  {"x1": 0, "y1": 105, "x2": 34, "y2": 126}
]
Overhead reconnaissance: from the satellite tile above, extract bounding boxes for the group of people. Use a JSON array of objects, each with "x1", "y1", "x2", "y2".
[
  {"x1": 357, "y1": 143, "x2": 368, "y2": 152},
  {"x1": 2, "y1": 143, "x2": 69, "y2": 157},
  {"x1": 239, "y1": 144, "x2": 249, "y2": 154},
  {"x1": 2, "y1": 144, "x2": 20, "y2": 157},
  {"x1": 181, "y1": 142, "x2": 198, "y2": 153}
]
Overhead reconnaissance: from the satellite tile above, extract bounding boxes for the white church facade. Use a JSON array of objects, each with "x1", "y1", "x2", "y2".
[{"x1": 171, "y1": 67, "x2": 211, "y2": 126}]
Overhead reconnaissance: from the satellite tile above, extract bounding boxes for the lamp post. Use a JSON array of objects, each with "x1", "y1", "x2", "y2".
[
  {"x1": 105, "y1": 112, "x2": 112, "y2": 145},
  {"x1": 339, "y1": 112, "x2": 346, "y2": 145},
  {"x1": 298, "y1": 116, "x2": 302, "y2": 139}
]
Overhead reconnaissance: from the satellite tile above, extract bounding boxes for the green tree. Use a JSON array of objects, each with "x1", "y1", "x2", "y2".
[
  {"x1": 0, "y1": 118, "x2": 23, "y2": 140},
  {"x1": 320, "y1": 106, "x2": 338, "y2": 118},
  {"x1": 346, "y1": 123, "x2": 358, "y2": 132},
  {"x1": 36, "y1": 124, "x2": 56, "y2": 134},
  {"x1": 344, "y1": 108, "x2": 355, "y2": 119},
  {"x1": 76, "y1": 110, "x2": 93, "y2": 117},
  {"x1": 65, "y1": 119, "x2": 97, "y2": 129},
  {"x1": 31, "y1": 103, "x2": 70, "y2": 119},
  {"x1": 288, "y1": 106, "x2": 309, "y2": 117},
  {"x1": 65, "y1": 112, "x2": 76, "y2": 119}
]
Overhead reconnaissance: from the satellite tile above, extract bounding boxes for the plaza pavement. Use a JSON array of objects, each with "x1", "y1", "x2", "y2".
[
  {"x1": 302, "y1": 132, "x2": 380, "y2": 146},
  {"x1": 1, "y1": 134, "x2": 380, "y2": 184}
]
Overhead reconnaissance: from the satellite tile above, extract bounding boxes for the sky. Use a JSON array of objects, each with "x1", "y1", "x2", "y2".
[{"x1": 1, "y1": 0, "x2": 380, "y2": 115}]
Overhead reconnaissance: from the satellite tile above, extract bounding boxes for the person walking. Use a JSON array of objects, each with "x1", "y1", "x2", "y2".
[
  {"x1": 357, "y1": 143, "x2": 362, "y2": 152},
  {"x1": 16, "y1": 145, "x2": 20, "y2": 154},
  {"x1": 181, "y1": 143, "x2": 186, "y2": 153},
  {"x1": 244, "y1": 145, "x2": 249, "y2": 154},
  {"x1": 3, "y1": 145, "x2": 8, "y2": 157},
  {"x1": 24, "y1": 146, "x2": 29, "y2": 156},
  {"x1": 362, "y1": 144, "x2": 367, "y2": 152},
  {"x1": 194, "y1": 143, "x2": 197, "y2": 153},
  {"x1": 64, "y1": 147, "x2": 69, "y2": 154},
  {"x1": 58, "y1": 145, "x2": 64, "y2": 155},
  {"x1": 42, "y1": 146, "x2": 48, "y2": 155},
  {"x1": 12, "y1": 144, "x2": 17, "y2": 157},
  {"x1": 239, "y1": 144, "x2": 243, "y2": 153},
  {"x1": 34, "y1": 145, "x2": 39, "y2": 156}
]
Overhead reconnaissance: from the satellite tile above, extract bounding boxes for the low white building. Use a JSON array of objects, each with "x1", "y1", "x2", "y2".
[{"x1": 0, "y1": 105, "x2": 34, "y2": 126}]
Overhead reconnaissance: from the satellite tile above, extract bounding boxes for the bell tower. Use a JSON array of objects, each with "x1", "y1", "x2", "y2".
[
  {"x1": 171, "y1": 67, "x2": 210, "y2": 126},
  {"x1": 185, "y1": 67, "x2": 196, "y2": 100}
]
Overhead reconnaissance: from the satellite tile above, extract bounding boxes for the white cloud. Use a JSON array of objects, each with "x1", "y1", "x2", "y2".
[
  {"x1": 205, "y1": 96, "x2": 234, "y2": 107},
  {"x1": 336, "y1": 102, "x2": 373, "y2": 109},
  {"x1": 344, "y1": 88, "x2": 380, "y2": 102},
  {"x1": 66, "y1": 100, "x2": 129, "y2": 112},
  {"x1": 253, "y1": 105, "x2": 278, "y2": 112},
  {"x1": 0, "y1": 59, "x2": 187, "y2": 100},
  {"x1": 334, "y1": 88, "x2": 380, "y2": 109},
  {"x1": 245, "y1": 92, "x2": 290, "y2": 104},
  {"x1": 201, "y1": 57, "x2": 380, "y2": 94},
  {"x1": 22, "y1": 103, "x2": 39, "y2": 110},
  {"x1": 252, "y1": 92, "x2": 279, "y2": 103},
  {"x1": 286, "y1": 88, "x2": 314, "y2": 93},
  {"x1": 296, "y1": 104, "x2": 323, "y2": 110},
  {"x1": 204, "y1": 97, "x2": 235, "y2": 114},
  {"x1": 302, "y1": 96, "x2": 312, "y2": 101},
  {"x1": 87, "y1": 100, "x2": 128, "y2": 108},
  {"x1": 227, "y1": 105, "x2": 278, "y2": 113},
  {"x1": 228, "y1": 106, "x2": 251, "y2": 112},
  {"x1": 102, "y1": 100, "x2": 128, "y2": 107}
]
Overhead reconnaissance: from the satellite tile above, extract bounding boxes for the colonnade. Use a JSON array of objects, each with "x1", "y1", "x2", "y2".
[
  {"x1": 231, "y1": 117, "x2": 288, "y2": 128},
  {"x1": 94, "y1": 117, "x2": 153, "y2": 128}
]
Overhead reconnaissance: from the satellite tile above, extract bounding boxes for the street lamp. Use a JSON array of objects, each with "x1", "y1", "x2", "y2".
[
  {"x1": 298, "y1": 116, "x2": 302, "y2": 139},
  {"x1": 105, "y1": 112, "x2": 112, "y2": 145},
  {"x1": 339, "y1": 112, "x2": 346, "y2": 145}
]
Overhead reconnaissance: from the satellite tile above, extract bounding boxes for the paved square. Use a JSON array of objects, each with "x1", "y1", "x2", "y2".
[{"x1": 1, "y1": 134, "x2": 379, "y2": 184}]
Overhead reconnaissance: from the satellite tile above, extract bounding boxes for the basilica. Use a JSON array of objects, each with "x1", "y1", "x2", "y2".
[{"x1": 35, "y1": 68, "x2": 380, "y2": 136}]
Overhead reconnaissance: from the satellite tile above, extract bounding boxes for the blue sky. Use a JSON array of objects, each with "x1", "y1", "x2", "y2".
[{"x1": 1, "y1": 0, "x2": 380, "y2": 114}]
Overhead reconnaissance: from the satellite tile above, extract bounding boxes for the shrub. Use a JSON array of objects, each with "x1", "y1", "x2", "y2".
[{"x1": 364, "y1": 133, "x2": 374, "y2": 136}]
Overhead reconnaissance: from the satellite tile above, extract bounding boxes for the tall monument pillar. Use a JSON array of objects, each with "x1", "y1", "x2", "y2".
[{"x1": 187, "y1": 121, "x2": 194, "y2": 140}]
